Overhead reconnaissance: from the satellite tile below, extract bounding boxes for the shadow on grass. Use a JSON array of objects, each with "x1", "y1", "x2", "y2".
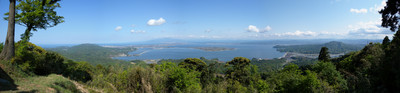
[{"x1": 0, "y1": 66, "x2": 17, "y2": 91}]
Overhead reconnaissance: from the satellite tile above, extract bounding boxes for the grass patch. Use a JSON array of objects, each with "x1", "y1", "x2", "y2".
[{"x1": 14, "y1": 74, "x2": 79, "y2": 93}]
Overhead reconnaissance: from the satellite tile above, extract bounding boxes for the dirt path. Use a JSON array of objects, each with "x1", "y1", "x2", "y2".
[{"x1": 58, "y1": 75, "x2": 103, "y2": 93}]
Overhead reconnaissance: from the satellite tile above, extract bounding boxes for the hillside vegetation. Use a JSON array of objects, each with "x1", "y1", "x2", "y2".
[
  {"x1": 2, "y1": 37, "x2": 400, "y2": 92},
  {"x1": 47, "y1": 44, "x2": 135, "y2": 65},
  {"x1": 274, "y1": 41, "x2": 364, "y2": 54}
]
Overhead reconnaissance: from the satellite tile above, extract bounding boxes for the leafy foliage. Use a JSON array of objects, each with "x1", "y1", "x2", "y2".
[
  {"x1": 10, "y1": 0, "x2": 64, "y2": 41},
  {"x1": 250, "y1": 58, "x2": 286, "y2": 72},
  {"x1": 318, "y1": 47, "x2": 330, "y2": 62},
  {"x1": 11, "y1": 41, "x2": 65, "y2": 75},
  {"x1": 179, "y1": 58, "x2": 207, "y2": 71}
]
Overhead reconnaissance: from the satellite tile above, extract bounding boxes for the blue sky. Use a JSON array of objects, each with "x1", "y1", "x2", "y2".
[{"x1": 0, "y1": 0, "x2": 394, "y2": 44}]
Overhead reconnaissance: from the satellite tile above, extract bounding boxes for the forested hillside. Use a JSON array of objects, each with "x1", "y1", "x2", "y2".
[
  {"x1": 47, "y1": 44, "x2": 135, "y2": 65},
  {"x1": 274, "y1": 41, "x2": 364, "y2": 54}
]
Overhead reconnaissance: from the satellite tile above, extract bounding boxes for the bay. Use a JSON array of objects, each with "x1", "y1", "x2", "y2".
[{"x1": 113, "y1": 43, "x2": 285, "y2": 62}]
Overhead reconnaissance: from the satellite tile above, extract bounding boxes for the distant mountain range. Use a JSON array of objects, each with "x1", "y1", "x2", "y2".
[
  {"x1": 38, "y1": 38, "x2": 382, "y2": 48},
  {"x1": 273, "y1": 41, "x2": 365, "y2": 54}
]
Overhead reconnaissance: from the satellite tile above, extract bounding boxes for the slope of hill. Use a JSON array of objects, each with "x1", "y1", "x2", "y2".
[
  {"x1": 46, "y1": 43, "x2": 136, "y2": 65},
  {"x1": 273, "y1": 41, "x2": 364, "y2": 54}
]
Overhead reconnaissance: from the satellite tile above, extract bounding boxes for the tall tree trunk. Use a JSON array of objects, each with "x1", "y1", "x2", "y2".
[
  {"x1": 21, "y1": 25, "x2": 32, "y2": 42},
  {"x1": 0, "y1": 0, "x2": 16, "y2": 60}
]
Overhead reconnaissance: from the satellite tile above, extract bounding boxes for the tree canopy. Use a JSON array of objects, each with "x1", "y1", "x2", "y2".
[
  {"x1": 6, "y1": 0, "x2": 64, "y2": 41},
  {"x1": 318, "y1": 47, "x2": 330, "y2": 62}
]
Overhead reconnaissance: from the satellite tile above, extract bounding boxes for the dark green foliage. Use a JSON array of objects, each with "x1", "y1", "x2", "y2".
[
  {"x1": 225, "y1": 57, "x2": 262, "y2": 92},
  {"x1": 379, "y1": 0, "x2": 400, "y2": 32},
  {"x1": 47, "y1": 44, "x2": 134, "y2": 65},
  {"x1": 0, "y1": 42, "x2": 3, "y2": 53},
  {"x1": 251, "y1": 58, "x2": 286, "y2": 72},
  {"x1": 11, "y1": 41, "x2": 65, "y2": 75},
  {"x1": 179, "y1": 58, "x2": 207, "y2": 71},
  {"x1": 155, "y1": 62, "x2": 202, "y2": 92},
  {"x1": 318, "y1": 47, "x2": 330, "y2": 62},
  {"x1": 266, "y1": 64, "x2": 326, "y2": 92},
  {"x1": 8, "y1": 0, "x2": 64, "y2": 41},
  {"x1": 290, "y1": 57, "x2": 317, "y2": 67},
  {"x1": 381, "y1": 31, "x2": 400, "y2": 92},
  {"x1": 312, "y1": 62, "x2": 347, "y2": 91},
  {"x1": 336, "y1": 43, "x2": 385, "y2": 92},
  {"x1": 379, "y1": 1, "x2": 400, "y2": 91},
  {"x1": 225, "y1": 57, "x2": 252, "y2": 83},
  {"x1": 62, "y1": 61, "x2": 93, "y2": 83},
  {"x1": 274, "y1": 41, "x2": 363, "y2": 54},
  {"x1": 382, "y1": 36, "x2": 390, "y2": 47}
]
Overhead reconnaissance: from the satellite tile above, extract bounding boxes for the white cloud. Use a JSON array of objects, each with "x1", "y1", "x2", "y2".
[
  {"x1": 130, "y1": 29, "x2": 146, "y2": 33},
  {"x1": 115, "y1": 26, "x2": 122, "y2": 31},
  {"x1": 246, "y1": 25, "x2": 271, "y2": 33},
  {"x1": 131, "y1": 24, "x2": 135, "y2": 27},
  {"x1": 147, "y1": 18, "x2": 166, "y2": 26},
  {"x1": 350, "y1": 8, "x2": 368, "y2": 13},
  {"x1": 275, "y1": 30, "x2": 318, "y2": 37},
  {"x1": 370, "y1": 0, "x2": 386, "y2": 13},
  {"x1": 347, "y1": 21, "x2": 392, "y2": 36},
  {"x1": 264, "y1": 26, "x2": 272, "y2": 32},
  {"x1": 247, "y1": 25, "x2": 260, "y2": 32},
  {"x1": 319, "y1": 31, "x2": 346, "y2": 36}
]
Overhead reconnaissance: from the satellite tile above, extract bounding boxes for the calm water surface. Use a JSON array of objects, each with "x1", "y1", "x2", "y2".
[{"x1": 114, "y1": 43, "x2": 285, "y2": 62}]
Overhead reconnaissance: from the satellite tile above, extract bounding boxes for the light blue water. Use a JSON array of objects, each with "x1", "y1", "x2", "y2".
[{"x1": 113, "y1": 43, "x2": 285, "y2": 62}]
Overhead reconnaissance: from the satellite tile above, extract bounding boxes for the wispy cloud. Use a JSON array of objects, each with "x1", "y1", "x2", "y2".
[
  {"x1": 273, "y1": 30, "x2": 318, "y2": 37},
  {"x1": 130, "y1": 29, "x2": 146, "y2": 33},
  {"x1": 347, "y1": 21, "x2": 392, "y2": 36},
  {"x1": 115, "y1": 26, "x2": 122, "y2": 31},
  {"x1": 147, "y1": 18, "x2": 166, "y2": 26},
  {"x1": 246, "y1": 25, "x2": 271, "y2": 33},
  {"x1": 350, "y1": 8, "x2": 368, "y2": 13}
]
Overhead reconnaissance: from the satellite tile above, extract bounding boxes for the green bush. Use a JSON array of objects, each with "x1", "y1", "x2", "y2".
[
  {"x1": 11, "y1": 41, "x2": 65, "y2": 75},
  {"x1": 63, "y1": 61, "x2": 93, "y2": 83}
]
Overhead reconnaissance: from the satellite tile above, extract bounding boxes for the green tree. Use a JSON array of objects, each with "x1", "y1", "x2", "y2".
[
  {"x1": 225, "y1": 57, "x2": 261, "y2": 92},
  {"x1": 12, "y1": 0, "x2": 64, "y2": 42},
  {"x1": 318, "y1": 47, "x2": 330, "y2": 62},
  {"x1": 178, "y1": 58, "x2": 207, "y2": 71},
  {"x1": 0, "y1": 0, "x2": 16, "y2": 60},
  {"x1": 380, "y1": 0, "x2": 400, "y2": 32},
  {"x1": 312, "y1": 62, "x2": 347, "y2": 91},
  {"x1": 267, "y1": 64, "x2": 325, "y2": 92},
  {"x1": 225, "y1": 57, "x2": 252, "y2": 83},
  {"x1": 382, "y1": 36, "x2": 390, "y2": 46},
  {"x1": 380, "y1": 0, "x2": 400, "y2": 91}
]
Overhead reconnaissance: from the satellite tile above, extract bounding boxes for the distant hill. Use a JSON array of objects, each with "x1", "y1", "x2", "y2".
[
  {"x1": 273, "y1": 41, "x2": 364, "y2": 54},
  {"x1": 46, "y1": 44, "x2": 136, "y2": 65}
]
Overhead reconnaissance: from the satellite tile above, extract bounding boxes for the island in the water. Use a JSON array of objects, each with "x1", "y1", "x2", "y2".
[{"x1": 192, "y1": 47, "x2": 236, "y2": 51}]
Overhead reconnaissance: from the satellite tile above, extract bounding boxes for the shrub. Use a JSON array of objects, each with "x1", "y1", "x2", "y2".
[
  {"x1": 63, "y1": 61, "x2": 93, "y2": 83},
  {"x1": 11, "y1": 41, "x2": 65, "y2": 75}
]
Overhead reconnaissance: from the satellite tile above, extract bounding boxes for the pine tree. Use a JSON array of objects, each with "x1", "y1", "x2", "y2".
[
  {"x1": 383, "y1": 36, "x2": 390, "y2": 46},
  {"x1": 318, "y1": 47, "x2": 330, "y2": 62}
]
